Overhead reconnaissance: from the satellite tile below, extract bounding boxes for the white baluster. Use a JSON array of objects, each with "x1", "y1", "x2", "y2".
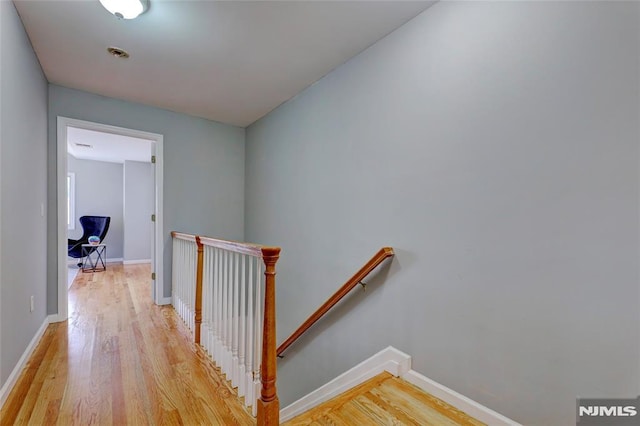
[
  {"x1": 185, "y1": 241, "x2": 189, "y2": 327},
  {"x1": 178, "y1": 239, "x2": 182, "y2": 320},
  {"x1": 238, "y1": 253, "x2": 246, "y2": 397},
  {"x1": 218, "y1": 247, "x2": 224, "y2": 365},
  {"x1": 188, "y1": 242, "x2": 193, "y2": 330},
  {"x1": 188, "y1": 242, "x2": 191, "y2": 328},
  {"x1": 215, "y1": 247, "x2": 221, "y2": 364},
  {"x1": 227, "y1": 250, "x2": 234, "y2": 377},
  {"x1": 175, "y1": 241, "x2": 178, "y2": 311},
  {"x1": 220, "y1": 250, "x2": 226, "y2": 373},
  {"x1": 189, "y1": 241, "x2": 192, "y2": 328},
  {"x1": 187, "y1": 242, "x2": 191, "y2": 324},
  {"x1": 203, "y1": 247, "x2": 211, "y2": 353},
  {"x1": 228, "y1": 249, "x2": 234, "y2": 379},
  {"x1": 244, "y1": 254, "x2": 255, "y2": 407},
  {"x1": 208, "y1": 247, "x2": 214, "y2": 353},
  {"x1": 232, "y1": 252, "x2": 240, "y2": 387},
  {"x1": 202, "y1": 247, "x2": 207, "y2": 348},
  {"x1": 227, "y1": 250, "x2": 233, "y2": 379},
  {"x1": 181, "y1": 241, "x2": 185, "y2": 324},
  {"x1": 252, "y1": 257, "x2": 264, "y2": 415},
  {"x1": 207, "y1": 247, "x2": 216, "y2": 361},
  {"x1": 171, "y1": 238, "x2": 176, "y2": 308},
  {"x1": 179, "y1": 240, "x2": 183, "y2": 321},
  {"x1": 192, "y1": 242, "x2": 196, "y2": 331},
  {"x1": 176, "y1": 239, "x2": 181, "y2": 319}
]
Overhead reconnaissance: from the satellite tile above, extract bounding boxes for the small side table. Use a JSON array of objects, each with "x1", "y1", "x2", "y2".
[{"x1": 81, "y1": 243, "x2": 107, "y2": 272}]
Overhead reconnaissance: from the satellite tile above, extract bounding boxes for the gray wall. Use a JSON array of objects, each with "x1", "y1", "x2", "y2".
[
  {"x1": 123, "y1": 160, "x2": 153, "y2": 262},
  {"x1": 245, "y1": 2, "x2": 639, "y2": 425},
  {"x1": 0, "y1": 1, "x2": 49, "y2": 386},
  {"x1": 48, "y1": 85, "x2": 245, "y2": 313},
  {"x1": 67, "y1": 155, "x2": 124, "y2": 259}
]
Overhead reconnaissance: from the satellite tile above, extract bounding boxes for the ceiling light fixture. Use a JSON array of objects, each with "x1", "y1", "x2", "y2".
[{"x1": 99, "y1": 0, "x2": 148, "y2": 20}]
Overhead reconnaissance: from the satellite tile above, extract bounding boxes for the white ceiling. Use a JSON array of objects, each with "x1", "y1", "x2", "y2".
[
  {"x1": 13, "y1": 0, "x2": 435, "y2": 127},
  {"x1": 67, "y1": 126, "x2": 152, "y2": 163}
]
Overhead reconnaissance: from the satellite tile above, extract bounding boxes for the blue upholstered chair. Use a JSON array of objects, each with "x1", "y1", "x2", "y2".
[{"x1": 68, "y1": 216, "x2": 111, "y2": 265}]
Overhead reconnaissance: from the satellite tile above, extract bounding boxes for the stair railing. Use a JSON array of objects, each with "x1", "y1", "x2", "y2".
[
  {"x1": 171, "y1": 232, "x2": 198, "y2": 332},
  {"x1": 276, "y1": 247, "x2": 394, "y2": 357},
  {"x1": 171, "y1": 231, "x2": 281, "y2": 425}
]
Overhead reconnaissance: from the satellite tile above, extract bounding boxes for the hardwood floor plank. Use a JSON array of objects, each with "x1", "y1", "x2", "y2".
[
  {"x1": 349, "y1": 393, "x2": 407, "y2": 425},
  {"x1": 372, "y1": 377, "x2": 484, "y2": 426},
  {"x1": 362, "y1": 388, "x2": 422, "y2": 425},
  {"x1": 0, "y1": 264, "x2": 254, "y2": 425},
  {"x1": 285, "y1": 372, "x2": 486, "y2": 426}
]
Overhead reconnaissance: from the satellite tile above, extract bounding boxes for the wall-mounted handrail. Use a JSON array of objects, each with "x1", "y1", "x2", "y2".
[
  {"x1": 171, "y1": 231, "x2": 281, "y2": 425},
  {"x1": 276, "y1": 247, "x2": 394, "y2": 357}
]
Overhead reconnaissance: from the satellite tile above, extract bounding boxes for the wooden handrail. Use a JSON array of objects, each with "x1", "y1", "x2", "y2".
[
  {"x1": 199, "y1": 235, "x2": 267, "y2": 257},
  {"x1": 171, "y1": 231, "x2": 197, "y2": 242},
  {"x1": 276, "y1": 247, "x2": 394, "y2": 357},
  {"x1": 173, "y1": 232, "x2": 271, "y2": 257}
]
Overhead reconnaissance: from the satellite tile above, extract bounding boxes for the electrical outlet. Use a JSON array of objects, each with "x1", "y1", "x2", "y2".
[{"x1": 30, "y1": 295, "x2": 34, "y2": 312}]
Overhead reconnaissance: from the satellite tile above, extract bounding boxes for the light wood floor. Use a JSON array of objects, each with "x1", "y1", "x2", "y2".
[
  {"x1": 0, "y1": 264, "x2": 254, "y2": 425},
  {"x1": 285, "y1": 372, "x2": 485, "y2": 426}
]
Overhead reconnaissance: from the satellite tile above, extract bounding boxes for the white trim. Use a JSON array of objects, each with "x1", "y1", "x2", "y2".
[
  {"x1": 66, "y1": 172, "x2": 75, "y2": 230},
  {"x1": 123, "y1": 259, "x2": 152, "y2": 265},
  {"x1": 402, "y1": 370, "x2": 521, "y2": 426},
  {"x1": 0, "y1": 95, "x2": 3, "y2": 389},
  {"x1": 57, "y1": 118, "x2": 67, "y2": 320},
  {"x1": 280, "y1": 346, "x2": 410, "y2": 421},
  {"x1": 48, "y1": 313, "x2": 68, "y2": 324},
  {"x1": 279, "y1": 346, "x2": 520, "y2": 425},
  {"x1": 57, "y1": 117, "x2": 165, "y2": 322},
  {"x1": 158, "y1": 297, "x2": 172, "y2": 305},
  {"x1": 0, "y1": 315, "x2": 53, "y2": 409},
  {"x1": 68, "y1": 266, "x2": 79, "y2": 289}
]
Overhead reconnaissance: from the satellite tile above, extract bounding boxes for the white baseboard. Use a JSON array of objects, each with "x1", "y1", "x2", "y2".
[
  {"x1": 48, "y1": 313, "x2": 68, "y2": 323},
  {"x1": 123, "y1": 259, "x2": 151, "y2": 265},
  {"x1": 279, "y1": 346, "x2": 520, "y2": 425},
  {"x1": 280, "y1": 346, "x2": 411, "y2": 421},
  {"x1": 0, "y1": 315, "x2": 53, "y2": 409},
  {"x1": 158, "y1": 297, "x2": 172, "y2": 305},
  {"x1": 402, "y1": 369, "x2": 521, "y2": 426}
]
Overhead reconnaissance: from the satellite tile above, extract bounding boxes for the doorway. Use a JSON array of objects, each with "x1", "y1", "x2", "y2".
[{"x1": 56, "y1": 117, "x2": 165, "y2": 321}]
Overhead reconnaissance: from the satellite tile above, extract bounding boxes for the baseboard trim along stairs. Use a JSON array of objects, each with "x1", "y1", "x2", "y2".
[{"x1": 279, "y1": 346, "x2": 521, "y2": 425}]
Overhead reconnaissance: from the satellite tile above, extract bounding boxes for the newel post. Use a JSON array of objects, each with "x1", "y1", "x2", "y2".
[
  {"x1": 194, "y1": 236, "x2": 204, "y2": 344},
  {"x1": 257, "y1": 247, "x2": 281, "y2": 425}
]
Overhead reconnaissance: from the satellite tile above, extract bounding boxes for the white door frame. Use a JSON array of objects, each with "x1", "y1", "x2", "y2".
[{"x1": 55, "y1": 117, "x2": 166, "y2": 322}]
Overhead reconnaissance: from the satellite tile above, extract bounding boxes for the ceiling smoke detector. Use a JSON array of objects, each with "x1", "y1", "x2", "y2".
[{"x1": 107, "y1": 47, "x2": 130, "y2": 59}]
